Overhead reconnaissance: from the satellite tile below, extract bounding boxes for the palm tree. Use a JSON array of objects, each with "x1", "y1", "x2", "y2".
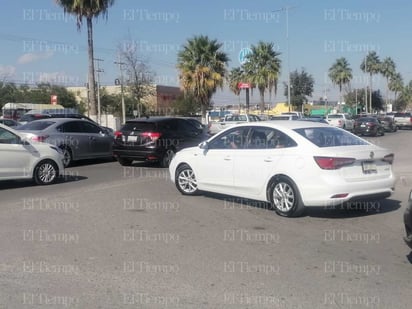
[
  {"x1": 360, "y1": 51, "x2": 381, "y2": 113},
  {"x1": 55, "y1": 0, "x2": 115, "y2": 117},
  {"x1": 227, "y1": 67, "x2": 244, "y2": 96},
  {"x1": 380, "y1": 57, "x2": 396, "y2": 110},
  {"x1": 328, "y1": 57, "x2": 352, "y2": 111},
  {"x1": 242, "y1": 41, "x2": 281, "y2": 113},
  {"x1": 388, "y1": 72, "x2": 403, "y2": 106},
  {"x1": 177, "y1": 35, "x2": 229, "y2": 122}
]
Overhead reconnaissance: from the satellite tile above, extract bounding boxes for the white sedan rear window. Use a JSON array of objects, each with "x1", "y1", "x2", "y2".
[{"x1": 294, "y1": 127, "x2": 368, "y2": 147}]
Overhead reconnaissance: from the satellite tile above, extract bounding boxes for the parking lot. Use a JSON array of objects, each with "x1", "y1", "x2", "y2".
[{"x1": 1, "y1": 130, "x2": 412, "y2": 308}]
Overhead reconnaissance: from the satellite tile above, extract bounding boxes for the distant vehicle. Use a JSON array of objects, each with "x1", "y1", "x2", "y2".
[
  {"x1": 269, "y1": 115, "x2": 299, "y2": 120},
  {"x1": 208, "y1": 114, "x2": 261, "y2": 135},
  {"x1": 281, "y1": 111, "x2": 304, "y2": 118},
  {"x1": 1, "y1": 103, "x2": 64, "y2": 121},
  {"x1": 299, "y1": 116, "x2": 328, "y2": 124},
  {"x1": 16, "y1": 118, "x2": 114, "y2": 167},
  {"x1": 393, "y1": 112, "x2": 412, "y2": 130},
  {"x1": 170, "y1": 121, "x2": 395, "y2": 217},
  {"x1": 377, "y1": 115, "x2": 397, "y2": 132},
  {"x1": 326, "y1": 113, "x2": 354, "y2": 130},
  {"x1": 353, "y1": 116, "x2": 385, "y2": 136},
  {"x1": 113, "y1": 117, "x2": 209, "y2": 168},
  {"x1": 0, "y1": 118, "x2": 20, "y2": 127},
  {"x1": 0, "y1": 123, "x2": 64, "y2": 185}
]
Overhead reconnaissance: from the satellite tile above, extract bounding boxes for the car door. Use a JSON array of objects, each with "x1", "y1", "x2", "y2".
[
  {"x1": 175, "y1": 118, "x2": 204, "y2": 150},
  {"x1": 193, "y1": 126, "x2": 250, "y2": 193},
  {"x1": 80, "y1": 121, "x2": 112, "y2": 157},
  {"x1": 57, "y1": 121, "x2": 91, "y2": 159},
  {"x1": 233, "y1": 127, "x2": 298, "y2": 198},
  {"x1": 0, "y1": 127, "x2": 33, "y2": 179}
]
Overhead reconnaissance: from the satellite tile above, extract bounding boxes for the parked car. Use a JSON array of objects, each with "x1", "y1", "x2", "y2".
[
  {"x1": 208, "y1": 114, "x2": 261, "y2": 135},
  {"x1": 0, "y1": 118, "x2": 20, "y2": 127},
  {"x1": 19, "y1": 109, "x2": 114, "y2": 136},
  {"x1": 299, "y1": 116, "x2": 329, "y2": 124},
  {"x1": 169, "y1": 121, "x2": 395, "y2": 217},
  {"x1": 281, "y1": 111, "x2": 304, "y2": 118},
  {"x1": 404, "y1": 191, "x2": 412, "y2": 249},
  {"x1": 0, "y1": 124, "x2": 64, "y2": 185},
  {"x1": 113, "y1": 117, "x2": 209, "y2": 167},
  {"x1": 16, "y1": 118, "x2": 114, "y2": 167},
  {"x1": 377, "y1": 115, "x2": 397, "y2": 132},
  {"x1": 326, "y1": 113, "x2": 354, "y2": 130},
  {"x1": 353, "y1": 116, "x2": 385, "y2": 136},
  {"x1": 269, "y1": 115, "x2": 299, "y2": 120},
  {"x1": 393, "y1": 112, "x2": 412, "y2": 130}
]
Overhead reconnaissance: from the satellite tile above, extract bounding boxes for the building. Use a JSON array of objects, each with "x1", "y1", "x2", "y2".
[{"x1": 66, "y1": 84, "x2": 181, "y2": 116}]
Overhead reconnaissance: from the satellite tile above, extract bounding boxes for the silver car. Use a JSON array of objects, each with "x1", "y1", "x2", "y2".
[
  {"x1": 16, "y1": 118, "x2": 114, "y2": 167},
  {"x1": 0, "y1": 124, "x2": 64, "y2": 185}
]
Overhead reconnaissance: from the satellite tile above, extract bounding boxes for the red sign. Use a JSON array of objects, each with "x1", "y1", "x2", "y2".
[
  {"x1": 237, "y1": 82, "x2": 251, "y2": 89},
  {"x1": 50, "y1": 95, "x2": 58, "y2": 105}
]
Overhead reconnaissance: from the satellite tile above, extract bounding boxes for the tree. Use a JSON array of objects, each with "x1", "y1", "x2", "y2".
[
  {"x1": 177, "y1": 35, "x2": 229, "y2": 123},
  {"x1": 119, "y1": 45, "x2": 155, "y2": 117},
  {"x1": 227, "y1": 67, "x2": 244, "y2": 96},
  {"x1": 344, "y1": 88, "x2": 367, "y2": 113},
  {"x1": 171, "y1": 93, "x2": 200, "y2": 116},
  {"x1": 242, "y1": 41, "x2": 281, "y2": 113},
  {"x1": 388, "y1": 72, "x2": 403, "y2": 107},
  {"x1": 283, "y1": 68, "x2": 314, "y2": 110},
  {"x1": 328, "y1": 57, "x2": 352, "y2": 111},
  {"x1": 396, "y1": 81, "x2": 412, "y2": 111},
  {"x1": 55, "y1": 0, "x2": 115, "y2": 116},
  {"x1": 379, "y1": 57, "x2": 396, "y2": 109},
  {"x1": 360, "y1": 51, "x2": 381, "y2": 113}
]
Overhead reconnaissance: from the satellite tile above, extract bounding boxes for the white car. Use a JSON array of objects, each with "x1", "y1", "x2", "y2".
[
  {"x1": 169, "y1": 121, "x2": 395, "y2": 217},
  {"x1": 0, "y1": 124, "x2": 64, "y2": 185},
  {"x1": 326, "y1": 113, "x2": 354, "y2": 130}
]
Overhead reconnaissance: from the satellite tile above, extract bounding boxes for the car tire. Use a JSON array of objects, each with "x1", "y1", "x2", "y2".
[
  {"x1": 268, "y1": 176, "x2": 305, "y2": 217},
  {"x1": 60, "y1": 146, "x2": 72, "y2": 168},
  {"x1": 33, "y1": 160, "x2": 59, "y2": 185},
  {"x1": 160, "y1": 148, "x2": 175, "y2": 168},
  {"x1": 117, "y1": 158, "x2": 133, "y2": 166},
  {"x1": 175, "y1": 164, "x2": 199, "y2": 195}
]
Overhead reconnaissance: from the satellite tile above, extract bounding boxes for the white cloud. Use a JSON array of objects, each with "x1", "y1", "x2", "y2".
[
  {"x1": 17, "y1": 51, "x2": 54, "y2": 64},
  {"x1": 0, "y1": 65, "x2": 16, "y2": 78}
]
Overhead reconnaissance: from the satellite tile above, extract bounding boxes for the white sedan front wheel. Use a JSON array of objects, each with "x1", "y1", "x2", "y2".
[{"x1": 175, "y1": 164, "x2": 199, "y2": 195}]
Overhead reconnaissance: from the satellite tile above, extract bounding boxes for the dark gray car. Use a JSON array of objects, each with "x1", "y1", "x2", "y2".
[{"x1": 16, "y1": 118, "x2": 114, "y2": 167}]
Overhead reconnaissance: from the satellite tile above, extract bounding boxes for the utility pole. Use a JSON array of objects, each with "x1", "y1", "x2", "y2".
[
  {"x1": 94, "y1": 58, "x2": 104, "y2": 125},
  {"x1": 273, "y1": 5, "x2": 297, "y2": 112},
  {"x1": 114, "y1": 57, "x2": 126, "y2": 124}
]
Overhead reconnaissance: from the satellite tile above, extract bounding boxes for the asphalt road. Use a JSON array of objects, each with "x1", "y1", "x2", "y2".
[{"x1": 1, "y1": 130, "x2": 412, "y2": 308}]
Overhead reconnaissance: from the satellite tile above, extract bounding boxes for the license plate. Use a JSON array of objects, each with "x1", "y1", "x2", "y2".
[
  {"x1": 362, "y1": 161, "x2": 377, "y2": 174},
  {"x1": 361, "y1": 124, "x2": 366, "y2": 127},
  {"x1": 127, "y1": 135, "x2": 137, "y2": 142}
]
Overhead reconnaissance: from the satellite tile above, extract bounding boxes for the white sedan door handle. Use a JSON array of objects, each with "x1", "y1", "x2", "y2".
[
  {"x1": 224, "y1": 156, "x2": 232, "y2": 161},
  {"x1": 264, "y1": 157, "x2": 273, "y2": 162}
]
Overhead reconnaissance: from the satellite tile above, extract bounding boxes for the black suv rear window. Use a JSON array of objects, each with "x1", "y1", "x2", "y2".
[{"x1": 122, "y1": 122, "x2": 157, "y2": 132}]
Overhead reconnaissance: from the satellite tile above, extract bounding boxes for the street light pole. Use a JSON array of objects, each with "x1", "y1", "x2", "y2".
[
  {"x1": 274, "y1": 6, "x2": 296, "y2": 112},
  {"x1": 94, "y1": 58, "x2": 104, "y2": 125},
  {"x1": 114, "y1": 58, "x2": 126, "y2": 124}
]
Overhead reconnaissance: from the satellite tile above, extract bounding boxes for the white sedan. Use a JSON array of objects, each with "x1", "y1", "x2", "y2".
[
  {"x1": 169, "y1": 121, "x2": 395, "y2": 217},
  {"x1": 0, "y1": 124, "x2": 64, "y2": 185}
]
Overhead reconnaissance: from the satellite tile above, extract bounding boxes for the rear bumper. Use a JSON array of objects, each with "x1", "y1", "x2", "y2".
[{"x1": 112, "y1": 147, "x2": 164, "y2": 162}]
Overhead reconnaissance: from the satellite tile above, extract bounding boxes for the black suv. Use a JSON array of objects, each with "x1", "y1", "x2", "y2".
[{"x1": 112, "y1": 117, "x2": 209, "y2": 167}]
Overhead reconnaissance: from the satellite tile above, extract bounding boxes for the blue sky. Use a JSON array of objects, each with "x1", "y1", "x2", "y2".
[{"x1": 0, "y1": 0, "x2": 411, "y2": 106}]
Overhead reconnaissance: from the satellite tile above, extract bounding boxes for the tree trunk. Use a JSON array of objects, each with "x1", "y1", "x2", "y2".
[
  {"x1": 87, "y1": 17, "x2": 97, "y2": 116},
  {"x1": 369, "y1": 73, "x2": 373, "y2": 113},
  {"x1": 259, "y1": 87, "x2": 265, "y2": 113}
]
